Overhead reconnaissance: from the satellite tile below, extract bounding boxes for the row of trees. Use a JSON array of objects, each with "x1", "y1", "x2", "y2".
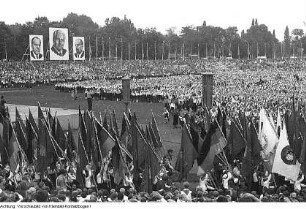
[{"x1": 0, "y1": 14, "x2": 305, "y2": 60}]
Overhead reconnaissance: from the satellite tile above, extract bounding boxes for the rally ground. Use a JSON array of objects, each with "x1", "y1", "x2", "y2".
[{"x1": 0, "y1": 86, "x2": 202, "y2": 180}]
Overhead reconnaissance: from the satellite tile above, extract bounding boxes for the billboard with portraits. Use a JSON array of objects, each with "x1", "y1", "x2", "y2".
[
  {"x1": 49, "y1": 28, "x2": 69, "y2": 60},
  {"x1": 29, "y1": 35, "x2": 44, "y2": 61},
  {"x1": 73, "y1": 37, "x2": 85, "y2": 60}
]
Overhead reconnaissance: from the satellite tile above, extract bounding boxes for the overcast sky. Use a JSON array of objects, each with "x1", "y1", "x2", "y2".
[{"x1": 1, "y1": 0, "x2": 306, "y2": 40}]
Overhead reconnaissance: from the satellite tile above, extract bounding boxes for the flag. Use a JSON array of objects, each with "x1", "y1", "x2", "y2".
[
  {"x1": 16, "y1": 107, "x2": 27, "y2": 134},
  {"x1": 131, "y1": 117, "x2": 148, "y2": 170},
  {"x1": 95, "y1": 118, "x2": 115, "y2": 158},
  {"x1": 79, "y1": 109, "x2": 89, "y2": 159},
  {"x1": 15, "y1": 119, "x2": 28, "y2": 159},
  {"x1": 15, "y1": 108, "x2": 28, "y2": 155},
  {"x1": 120, "y1": 113, "x2": 130, "y2": 147},
  {"x1": 77, "y1": 131, "x2": 89, "y2": 169},
  {"x1": 112, "y1": 136, "x2": 128, "y2": 185},
  {"x1": 111, "y1": 110, "x2": 119, "y2": 137},
  {"x1": 67, "y1": 122, "x2": 76, "y2": 161},
  {"x1": 83, "y1": 111, "x2": 93, "y2": 160},
  {"x1": 102, "y1": 112, "x2": 109, "y2": 131},
  {"x1": 8, "y1": 121, "x2": 21, "y2": 171},
  {"x1": 250, "y1": 120, "x2": 262, "y2": 165},
  {"x1": 228, "y1": 119, "x2": 246, "y2": 158},
  {"x1": 175, "y1": 124, "x2": 198, "y2": 179},
  {"x1": 29, "y1": 109, "x2": 38, "y2": 136},
  {"x1": 37, "y1": 117, "x2": 56, "y2": 173},
  {"x1": 76, "y1": 132, "x2": 88, "y2": 188},
  {"x1": 272, "y1": 123, "x2": 300, "y2": 181},
  {"x1": 189, "y1": 125, "x2": 200, "y2": 152},
  {"x1": 299, "y1": 122, "x2": 306, "y2": 175},
  {"x1": 151, "y1": 112, "x2": 163, "y2": 148},
  {"x1": 258, "y1": 109, "x2": 278, "y2": 170},
  {"x1": 197, "y1": 121, "x2": 227, "y2": 176},
  {"x1": 1, "y1": 115, "x2": 10, "y2": 164},
  {"x1": 276, "y1": 109, "x2": 282, "y2": 138},
  {"x1": 26, "y1": 118, "x2": 35, "y2": 164},
  {"x1": 55, "y1": 118, "x2": 67, "y2": 152},
  {"x1": 142, "y1": 141, "x2": 161, "y2": 193}
]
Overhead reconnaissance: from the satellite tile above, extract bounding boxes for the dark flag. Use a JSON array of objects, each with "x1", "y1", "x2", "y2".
[
  {"x1": 29, "y1": 109, "x2": 38, "y2": 136},
  {"x1": 55, "y1": 119, "x2": 67, "y2": 152},
  {"x1": 120, "y1": 113, "x2": 130, "y2": 148},
  {"x1": 26, "y1": 118, "x2": 35, "y2": 164},
  {"x1": 197, "y1": 121, "x2": 227, "y2": 175},
  {"x1": 112, "y1": 136, "x2": 128, "y2": 185},
  {"x1": 15, "y1": 120, "x2": 28, "y2": 157},
  {"x1": 111, "y1": 110, "x2": 119, "y2": 137},
  {"x1": 79, "y1": 109, "x2": 89, "y2": 159},
  {"x1": 8, "y1": 121, "x2": 21, "y2": 171},
  {"x1": 67, "y1": 122, "x2": 76, "y2": 161},
  {"x1": 228, "y1": 119, "x2": 246, "y2": 158},
  {"x1": 175, "y1": 124, "x2": 199, "y2": 179},
  {"x1": 94, "y1": 118, "x2": 115, "y2": 158}
]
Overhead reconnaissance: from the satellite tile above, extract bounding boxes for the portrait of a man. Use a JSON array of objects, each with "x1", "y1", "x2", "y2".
[
  {"x1": 29, "y1": 35, "x2": 44, "y2": 61},
  {"x1": 73, "y1": 37, "x2": 85, "y2": 60},
  {"x1": 51, "y1": 30, "x2": 67, "y2": 56},
  {"x1": 49, "y1": 28, "x2": 69, "y2": 60}
]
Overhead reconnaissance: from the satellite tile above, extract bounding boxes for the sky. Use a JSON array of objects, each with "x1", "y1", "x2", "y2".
[{"x1": 1, "y1": 0, "x2": 306, "y2": 41}]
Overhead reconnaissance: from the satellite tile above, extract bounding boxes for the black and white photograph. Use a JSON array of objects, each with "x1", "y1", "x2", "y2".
[
  {"x1": 29, "y1": 35, "x2": 44, "y2": 61},
  {"x1": 73, "y1": 37, "x2": 85, "y2": 60},
  {"x1": 0, "y1": 0, "x2": 306, "y2": 206},
  {"x1": 49, "y1": 27, "x2": 69, "y2": 60}
]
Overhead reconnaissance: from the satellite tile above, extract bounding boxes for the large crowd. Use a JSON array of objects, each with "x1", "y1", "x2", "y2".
[{"x1": 1, "y1": 58, "x2": 306, "y2": 203}]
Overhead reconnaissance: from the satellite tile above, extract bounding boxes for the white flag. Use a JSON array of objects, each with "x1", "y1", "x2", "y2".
[
  {"x1": 272, "y1": 123, "x2": 300, "y2": 181},
  {"x1": 258, "y1": 109, "x2": 278, "y2": 158}
]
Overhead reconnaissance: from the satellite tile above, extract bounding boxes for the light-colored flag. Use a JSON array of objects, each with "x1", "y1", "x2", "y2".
[
  {"x1": 258, "y1": 109, "x2": 278, "y2": 170},
  {"x1": 272, "y1": 122, "x2": 300, "y2": 181}
]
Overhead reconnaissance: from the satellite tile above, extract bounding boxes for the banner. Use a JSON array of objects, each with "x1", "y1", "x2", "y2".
[
  {"x1": 29, "y1": 35, "x2": 44, "y2": 61},
  {"x1": 49, "y1": 28, "x2": 69, "y2": 60},
  {"x1": 73, "y1": 37, "x2": 85, "y2": 60}
]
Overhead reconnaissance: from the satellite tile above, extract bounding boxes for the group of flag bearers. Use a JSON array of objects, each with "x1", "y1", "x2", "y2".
[
  {"x1": 0, "y1": 103, "x2": 165, "y2": 193},
  {"x1": 174, "y1": 102, "x2": 306, "y2": 192},
  {"x1": 1, "y1": 100, "x2": 306, "y2": 194}
]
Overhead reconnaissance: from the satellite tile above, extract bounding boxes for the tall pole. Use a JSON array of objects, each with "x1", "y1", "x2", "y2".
[
  {"x1": 183, "y1": 42, "x2": 185, "y2": 60},
  {"x1": 213, "y1": 42, "x2": 216, "y2": 58},
  {"x1": 121, "y1": 37, "x2": 123, "y2": 61},
  {"x1": 141, "y1": 42, "x2": 144, "y2": 60},
  {"x1": 247, "y1": 42, "x2": 250, "y2": 60},
  {"x1": 198, "y1": 43, "x2": 200, "y2": 59},
  {"x1": 154, "y1": 41, "x2": 157, "y2": 61},
  {"x1": 89, "y1": 36, "x2": 91, "y2": 61},
  {"x1": 95, "y1": 36, "x2": 98, "y2": 59},
  {"x1": 301, "y1": 41, "x2": 303, "y2": 60},
  {"x1": 102, "y1": 37, "x2": 104, "y2": 61},
  {"x1": 280, "y1": 42, "x2": 283, "y2": 59},
  {"x1": 168, "y1": 42, "x2": 171, "y2": 60},
  {"x1": 162, "y1": 41, "x2": 164, "y2": 61},
  {"x1": 238, "y1": 44, "x2": 240, "y2": 59},
  {"x1": 115, "y1": 40, "x2": 118, "y2": 61},
  {"x1": 146, "y1": 42, "x2": 149, "y2": 60},
  {"x1": 134, "y1": 41, "x2": 137, "y2": 60},
  {"x1": 128, "y1": 42, "x2": 131, "y2": 61},
  {"x1": 206, "y1": 43, "x2": 208, "y2": 58},
  {"x1": 108, "y1": 37, "x2": 111, "y2": 60}
]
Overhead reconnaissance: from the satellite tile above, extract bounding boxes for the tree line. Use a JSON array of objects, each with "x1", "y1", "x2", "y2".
[{"x1": 0, "y1": 13, "x2": 305, "y2": 61}]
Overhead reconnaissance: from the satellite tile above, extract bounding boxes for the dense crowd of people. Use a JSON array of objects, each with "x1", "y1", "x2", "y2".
[{"x1": 1, "y1": 58, "x2": 306, "y2": 203}]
